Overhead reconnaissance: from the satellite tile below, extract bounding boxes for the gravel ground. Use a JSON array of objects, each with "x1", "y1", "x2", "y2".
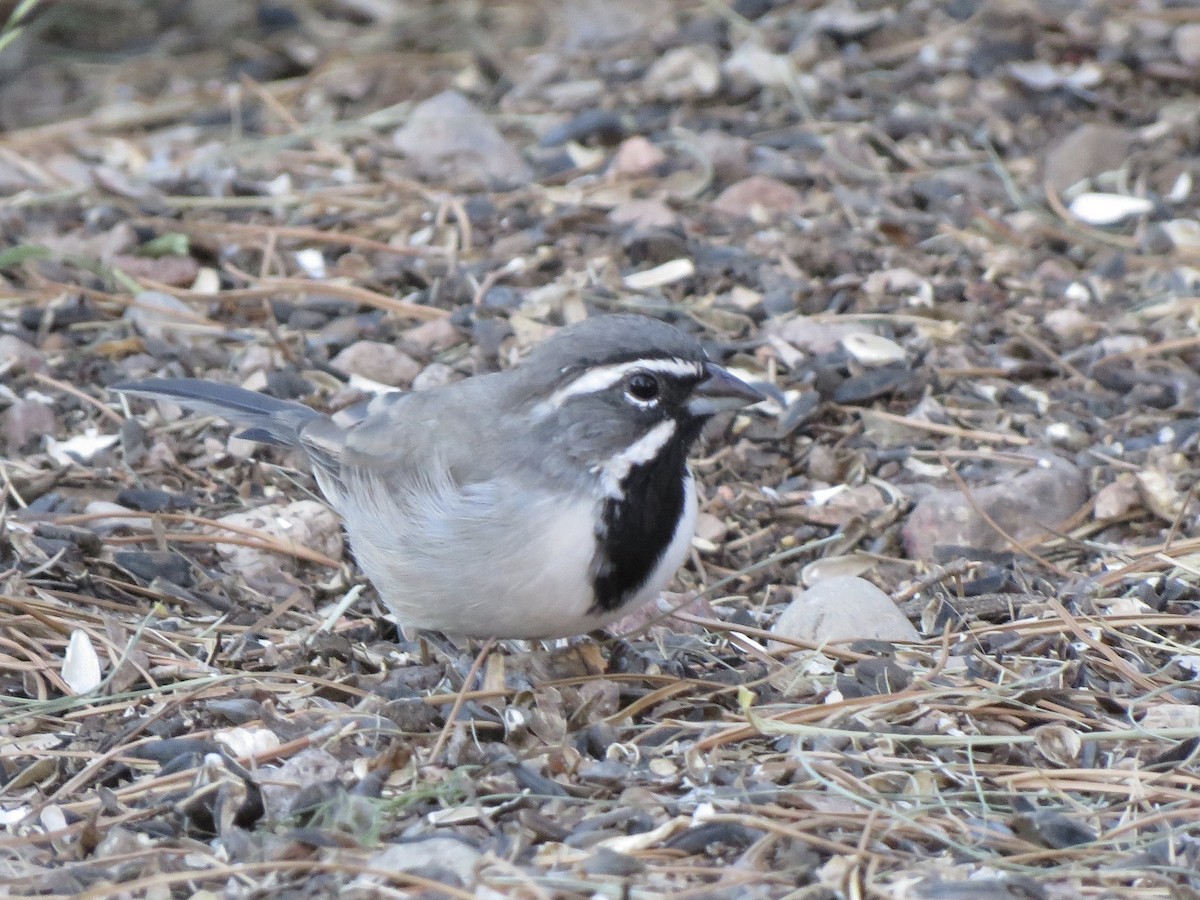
[{"x1": 3, "y1": 1, "x2": 1200, "y2": 896}]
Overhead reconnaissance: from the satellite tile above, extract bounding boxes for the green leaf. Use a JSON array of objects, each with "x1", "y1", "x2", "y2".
[
  {"x1": 0, "y1": 244, "x2": 50, "y2": 269},
  {"x1": 137, "y1": 232, "x2": 190, "y2": 258},
  {"x1": 0, "y1": 0, "x2": 40, "y2": 59},
  {"x1": 9, "y1": 0, "x2": 42, "y2": 27},
  {"x1": 0, "y1": 27, "x2": 23, "y2": 58},
  {"x1": 110, "y1": 268, "x2": 142, "y2": 294}
]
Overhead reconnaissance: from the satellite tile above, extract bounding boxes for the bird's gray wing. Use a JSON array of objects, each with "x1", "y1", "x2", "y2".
[{"x1": 338, "y1": 375, "x2": 519, "y2": 480}]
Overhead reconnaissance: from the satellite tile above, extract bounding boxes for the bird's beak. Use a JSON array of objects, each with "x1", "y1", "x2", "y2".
[{"x1": 688, "y1": 362, "x2": 765, "y2": 417}]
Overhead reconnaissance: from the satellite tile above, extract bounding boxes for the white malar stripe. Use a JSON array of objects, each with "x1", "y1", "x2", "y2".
[
  {"x1": 540, "y1": 358, "x2": 703, "y2": 412},
  {"x1": 594, "y1": 419, "x2": 677, "y2": 497}
]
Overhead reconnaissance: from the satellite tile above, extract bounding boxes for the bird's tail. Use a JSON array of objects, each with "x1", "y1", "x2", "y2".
[{"x1": 111, "y1": 378, "x2": 324, "y2": 449}]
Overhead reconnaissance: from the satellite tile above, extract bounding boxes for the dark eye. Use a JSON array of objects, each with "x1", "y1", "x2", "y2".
[{"x1": 625, "y1": 372, "x2": 660, "y2": 402}]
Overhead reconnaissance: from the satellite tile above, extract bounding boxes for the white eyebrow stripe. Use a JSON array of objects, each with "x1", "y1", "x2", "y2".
[{"x1": 541, "y1": 358, "x2": 703, "y2": 410}]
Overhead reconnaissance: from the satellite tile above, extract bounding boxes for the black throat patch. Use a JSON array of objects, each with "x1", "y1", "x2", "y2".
[{"x1": 589, "y1": 421, "x2": 698, "y2": 614}]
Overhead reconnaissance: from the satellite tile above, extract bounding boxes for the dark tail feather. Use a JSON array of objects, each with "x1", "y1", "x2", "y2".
[{"x1": 111, "y1": 378, "x2": 324, "y2": 449}]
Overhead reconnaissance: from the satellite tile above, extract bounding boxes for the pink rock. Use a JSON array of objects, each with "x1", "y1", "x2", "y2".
[
  {"x1": 0, "y1": 335, "x2": 46, "y2": 373},
  {"x1": 609, "y1": 198, "x2": 678, "y2": 229},
  {"x1": 902, "y1": 453, "x2": 1087, "y2": 561},
  {"x1": 712, "y1": 176, "x2": 804, "y2": 219},
  {"x1": 610, "y1": 136, "x2": 667, "y2": 177},
  {"x1": 4, "y1": 398, "x2": 56, "y2": 451}
]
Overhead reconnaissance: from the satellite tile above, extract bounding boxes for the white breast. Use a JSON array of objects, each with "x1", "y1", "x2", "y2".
[
  {"x1": 325, "y1": 467, "x2": 698, "y2": 640},
  {"x1": 336, "y1": 468, "x2": 601, "y2": 638}
]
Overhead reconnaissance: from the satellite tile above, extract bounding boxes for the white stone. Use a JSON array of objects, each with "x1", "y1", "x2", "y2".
[
  {"x1": 1068, "y1": 193, "x2": 1154, "y2": 227},
  {"x1": 770, "y1": 576, "x2": 919, "y2": 648}
]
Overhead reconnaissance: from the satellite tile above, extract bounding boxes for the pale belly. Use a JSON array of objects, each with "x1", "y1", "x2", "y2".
[{"x1": 338, "y1": 476, "x2": 698, "y2": 639}]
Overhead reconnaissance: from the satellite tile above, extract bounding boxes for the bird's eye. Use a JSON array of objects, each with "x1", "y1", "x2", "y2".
[{"x1": 625, "y1": 372, "x2": 661, "y2": 402}]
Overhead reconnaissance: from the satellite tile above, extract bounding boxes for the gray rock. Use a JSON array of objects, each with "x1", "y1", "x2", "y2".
[
  {"x1": 1173, "y1": 23, "x2": 1200, "y2": 68},
  {"x1": 123, "y1": 290, "x2": 201, "y2": 345},
  {"x1": 551, "y1": 0, "x2": 669, "y2": 50},
  {"x1": 411, "y1": 362, "x2": 455, "y2": 392},
  {"x1": 393, "y1": 91, "x2": 531, "y2": 188},
  {"x1": 360, "y1": 836, "x2": 481, "y2": 886},
  {"x1": 260, "y1": 748, "x2": 342, "y2": 820},
  {"x1": 331, "y1": 340, "x2": 421, "y2": 387},
  {"x1": 770, "y1": 576, "x2": 919, "y2": 647}
]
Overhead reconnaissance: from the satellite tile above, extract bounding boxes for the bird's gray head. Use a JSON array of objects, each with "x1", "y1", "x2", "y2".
[{"x1": 517, "y1": 315, "x2": 761, "y2": 492}]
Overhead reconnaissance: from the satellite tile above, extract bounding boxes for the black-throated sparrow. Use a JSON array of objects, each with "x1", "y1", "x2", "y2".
[{"x1": 113, "y1": 314, "x2": 761, "y2": 639}]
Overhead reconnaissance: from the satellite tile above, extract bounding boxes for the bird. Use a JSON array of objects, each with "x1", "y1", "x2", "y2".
[{"x1": 112, "y1": 314, "x2": 762, "y2": 639}]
